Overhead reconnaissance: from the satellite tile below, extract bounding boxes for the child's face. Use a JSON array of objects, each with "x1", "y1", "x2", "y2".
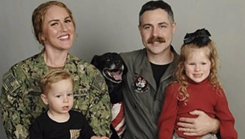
[
  {"x1": 41, "y1": 79, "x2": 74, "y2": 115},
  {"x1": 184, "y1": 48, "x2": 211, "y2": 83}
]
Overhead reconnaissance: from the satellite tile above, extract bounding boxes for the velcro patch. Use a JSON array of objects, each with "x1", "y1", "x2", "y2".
[
  {"x1": 93, "y1": 74, "x2": 105, "y2": 90},
  {"x1": 2, "y1": 72, "x2": 21, "y2": 94}
]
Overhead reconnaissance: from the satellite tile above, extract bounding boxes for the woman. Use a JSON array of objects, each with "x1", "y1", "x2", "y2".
[{"x1": 0, "y1": 1, "x2": 111, "y2": 138}]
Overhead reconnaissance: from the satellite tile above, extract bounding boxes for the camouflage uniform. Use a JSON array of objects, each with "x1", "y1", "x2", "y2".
[{"x1": 0, "y1": 52, "x2": 111, "y2": 139}]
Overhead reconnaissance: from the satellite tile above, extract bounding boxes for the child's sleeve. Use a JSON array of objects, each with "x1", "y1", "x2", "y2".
[
  {"x1": 158, "y1": 83, "x2": 178, "y2": 139},
  {"x1": 29, "y1": 118, "x2": 44, "y2": 139},
  {"x1": 215, "y1": 89, "x2": 238, "y2": 139}
]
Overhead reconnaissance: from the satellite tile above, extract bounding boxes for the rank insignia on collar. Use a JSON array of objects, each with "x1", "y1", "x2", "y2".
[{"x1": 132, "y1": 75, "x2": 148, "y2": 93}]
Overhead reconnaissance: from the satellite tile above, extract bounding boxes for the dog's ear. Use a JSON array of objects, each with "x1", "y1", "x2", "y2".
[
  {"x1": 91, "y1": 55, "x2": 100, "y2": 67},
  {"x1": 122, "y1": 58, "x2": 128, "y2": 75}
]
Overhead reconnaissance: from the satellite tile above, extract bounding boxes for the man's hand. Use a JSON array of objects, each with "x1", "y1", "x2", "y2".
[{"x1": 177, "y1": 110, "x2": 220, "y2": 136}]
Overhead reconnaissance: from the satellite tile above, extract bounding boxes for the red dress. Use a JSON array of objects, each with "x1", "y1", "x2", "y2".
[{"x1": 158, "y1": 78, "x2": 237, "y2": 139}]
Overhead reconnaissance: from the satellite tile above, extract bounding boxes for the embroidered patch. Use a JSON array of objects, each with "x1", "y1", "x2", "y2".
[
  {"x1": 70, "y1": 129, "x2": 81, "y2": 139},
  {"x1": 2, "y1": 72, "x2": 21, "y2": 94},
  {"x1": 132, "y1": 75, "x2": 148, "y2": 93},
  {"x1": 93, "y1": 74, "x2": 105, "y2": 90},
  {"x1": 27, "y1": 91, "x2": 41, "y2": 96}
]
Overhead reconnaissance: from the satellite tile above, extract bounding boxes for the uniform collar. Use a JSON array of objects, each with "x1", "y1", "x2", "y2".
[{"x1": 37, "y1": 51, "x2": 78, "y2": 64}]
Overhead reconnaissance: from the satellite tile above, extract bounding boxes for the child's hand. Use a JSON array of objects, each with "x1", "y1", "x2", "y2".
[{"x1": 91, "y1": 136, "x2": 109, "y2": 139}]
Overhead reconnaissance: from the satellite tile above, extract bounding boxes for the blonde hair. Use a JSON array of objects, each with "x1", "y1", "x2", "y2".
[
  {"x1": 32, "y1": 1, "x2": 76, "y2": 45},
  {"x1": 175, "y1": 40, "x2": 221, "y2": 102},
  {"x1": 39, "y1": 69, "x2": 74, "y2": 94}
]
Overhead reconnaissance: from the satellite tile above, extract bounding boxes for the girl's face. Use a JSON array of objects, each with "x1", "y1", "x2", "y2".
[
  {"x1": 184, "y1": 48, "x2": 211, "y2": 83},
  {"x1": 40, "y1": 5, "x2": 75, "y2": 52}
]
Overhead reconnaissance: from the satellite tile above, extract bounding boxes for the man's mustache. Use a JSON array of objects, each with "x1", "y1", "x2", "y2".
[{"x1": 147, "y1": 36, "x2": 166, "y2": 44}]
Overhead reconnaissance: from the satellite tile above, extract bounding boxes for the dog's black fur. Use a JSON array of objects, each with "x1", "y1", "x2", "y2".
[
  {"x1": 91, "y1": 52, "x2": 127, "y2": 104},
  {"x1": 91, "y1": 52, "x2": 127, "y2": 139}
]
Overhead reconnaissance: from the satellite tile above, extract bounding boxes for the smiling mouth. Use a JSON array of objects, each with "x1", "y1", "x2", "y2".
[
  {"x1": 102, "y1": 65, "x2": 124, "y2": 84},
  {"x1": 58, "y1": 35, "x2": 69, "y2": 40},
  {"x1": 193, "y1": 74, "x2": 203, "y2": 77}
]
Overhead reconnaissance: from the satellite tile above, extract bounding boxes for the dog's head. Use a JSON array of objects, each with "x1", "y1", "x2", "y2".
[{"x1": 91, "y1": 52, "x2": 126, "y2": 84}]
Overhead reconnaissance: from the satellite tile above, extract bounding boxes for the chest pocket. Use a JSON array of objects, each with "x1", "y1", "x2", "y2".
[{"x1": 131, "y1": 75, "x2": 150, "y2": 94}]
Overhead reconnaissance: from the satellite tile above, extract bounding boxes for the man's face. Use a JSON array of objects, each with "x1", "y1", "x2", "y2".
[{"x1": 138, "y1": 9, "x2": 176, "y2": 56}]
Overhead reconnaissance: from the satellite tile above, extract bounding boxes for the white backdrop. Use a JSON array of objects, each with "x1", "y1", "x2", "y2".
[{"x1": 0, "y1": 0, "x2": 244, "y2": 138}]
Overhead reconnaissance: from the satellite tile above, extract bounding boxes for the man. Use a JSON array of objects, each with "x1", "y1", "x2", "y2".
[{"x1": 120, "y1": 1, "x2": 220, "y2": 139}]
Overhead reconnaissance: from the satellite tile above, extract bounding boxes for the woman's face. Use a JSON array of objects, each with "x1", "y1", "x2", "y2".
[{"x1": 40, "y1": 5, "x2": 75, "y2": 52}]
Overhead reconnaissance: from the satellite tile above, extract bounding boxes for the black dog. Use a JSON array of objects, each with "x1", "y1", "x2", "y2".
[
  {"x1": 91, "y1": 52, "x2": 127, "y2": 139},
  {"x1": 91, "y1": 52, "x2": 126, "y2": 104}
]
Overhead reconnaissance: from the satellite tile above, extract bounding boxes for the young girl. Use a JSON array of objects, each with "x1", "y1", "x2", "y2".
[
  {"x1": 30, "y1": 69, "x2": 109, "y2": 139},
  {"x1": 158, "y1": 28, "x2": 237, "y2": 139}
]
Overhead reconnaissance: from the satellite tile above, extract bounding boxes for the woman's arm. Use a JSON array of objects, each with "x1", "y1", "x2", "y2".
[
  {"x1": 0, "y1": 69, "x2": 30, "y2": 139},
  {"x1": 86, "y1": 68, "x2": 112, "y2": 137}
]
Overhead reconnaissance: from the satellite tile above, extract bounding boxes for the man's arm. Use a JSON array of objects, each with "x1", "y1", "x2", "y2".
[{"x1": 177, "y1": 110, "x2": 220, "y2": 136}]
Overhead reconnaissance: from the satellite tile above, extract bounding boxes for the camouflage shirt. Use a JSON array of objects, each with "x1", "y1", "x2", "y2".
[{"x1": 0, "y1": 52, "x2": 111, "y2": 139}]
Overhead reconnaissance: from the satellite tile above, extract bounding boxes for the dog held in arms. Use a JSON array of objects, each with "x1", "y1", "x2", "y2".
[{"x1": 91, "y1": 52, "x2": 127, "y2": 139}]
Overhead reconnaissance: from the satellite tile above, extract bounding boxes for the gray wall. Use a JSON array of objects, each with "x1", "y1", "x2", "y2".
[{"x1": 0, "y1": 0, "x2": 244, "y2": 138}]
